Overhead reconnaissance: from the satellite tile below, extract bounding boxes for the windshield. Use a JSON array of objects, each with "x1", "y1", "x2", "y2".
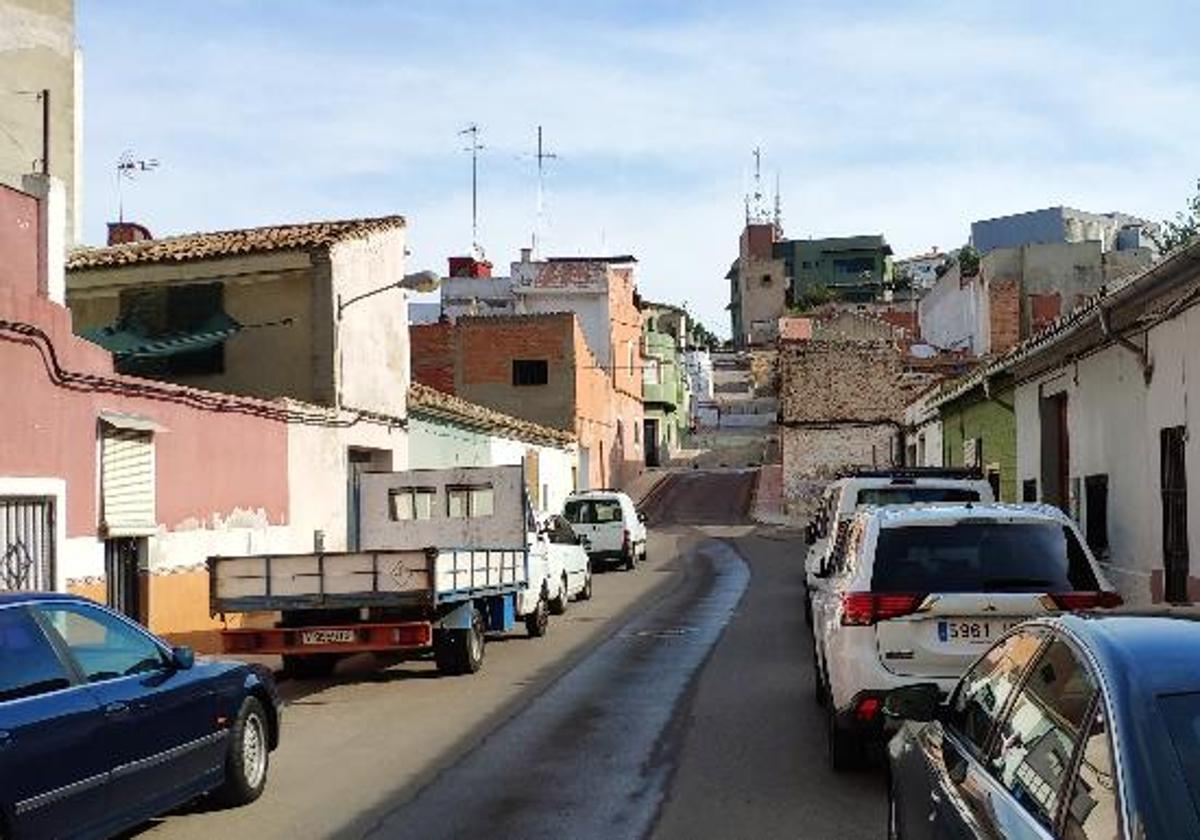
[
  {"x1": 871, "y1": 521, "x2": 1099, "y2": 593},
  {"x1": 856, "y1": 487, "x2": 982, "y2": 506},
  {"x1": 563, "y1": 499, "x2": 623, "y2": 525},
  {"x1": 1160, "y1": 692, "x2": 1200, "y2": 820}
]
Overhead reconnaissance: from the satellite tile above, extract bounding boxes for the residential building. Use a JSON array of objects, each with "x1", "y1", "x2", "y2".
[
  {"x1": 971, "y1": 206, "x2": 1155, "y2": 255},
  {"x1": 683, "y1": 347, "x2": 714, "y2": 429},
  {"x1": 408, "y1": 300, "x2": 442, "y2": 325},
  {"x1": 727, "y1": 222, "x2": 788, "y2": 347},
  {"x1": 406, "y1": 382, "x2": 577, "y2": 516},
  {"x1": 895, "y1": 248, "x2": 949, "y2": 291},
  {"x1": 903, "y1": 387, "x2": 944, "y2": 468},
  {"x1": 641, "y1": 302, "x2": 690, "y2": 466},
  {"x1": 0, "y1": 0, "x2": 83, "y2": 244},
  {"x1": 920, "y1": 239, "x2": 1154, "y2": 356},
  {"x1": 439, "y1": 253, "x2": 515, "y2": 321},
  {"x1": 927, "y1": 372, "x2": 1017, "y2": 503},
  {"x1": 777, "y1": 235, "x2": 894, "y2": 304},
  {"x1": 410, "y1": 313, "x2": 630, "y2": 491},
  {"x1": 943, "y1": 239, "x2": 1200, "y2": 605},
  {"x1": 1, "y1": 177, "x2": 402, "y2": 651}
]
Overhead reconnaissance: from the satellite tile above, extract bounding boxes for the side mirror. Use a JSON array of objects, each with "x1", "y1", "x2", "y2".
[
  {"x1": 171, "y1": 645, "x2": 195, "y2": 671},
  {"x1": 637, "y1": 511, "x2": 647, "y2": 524},
  {"x1": 579, "y1": 536, "x2": 592, "y2": 550},
  {"x1": 804, "y1": 524, "x2": 816, "y2": 546},
  {"x1": 883, "y1": 683, "x2": 940, "y2": 722}
]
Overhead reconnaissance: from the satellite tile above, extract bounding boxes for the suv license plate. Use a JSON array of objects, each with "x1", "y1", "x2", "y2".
[
  {"x1": 937, "y1": 620, "x2": 1018, "y2": 644},
  {"x1": 300, "y1": 629, "x2": 356, "y2": 645}
]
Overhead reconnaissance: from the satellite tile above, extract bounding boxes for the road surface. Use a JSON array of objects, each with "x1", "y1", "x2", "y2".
[{"x1": 142, "y1": 470, "x2": 884, "y2": 840}]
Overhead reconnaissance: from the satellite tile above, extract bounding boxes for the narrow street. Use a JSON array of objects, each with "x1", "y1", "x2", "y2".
[{"x1": 138, "y1": 470, "x2": 884, "y2": 840}]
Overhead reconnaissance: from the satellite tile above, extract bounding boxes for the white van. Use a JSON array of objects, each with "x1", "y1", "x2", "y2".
[{"x1": 562, "y1": 490, "x2": 647, "y2": 571}]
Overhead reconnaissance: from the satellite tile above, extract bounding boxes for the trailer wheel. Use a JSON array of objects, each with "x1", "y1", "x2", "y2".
[
  {"x1": 281, "y1": 654, "x2": 338, "y2": 680},
  {"x1": 549, "y1": 574, "x2": 569, "y2": 615},
  {"x1": 525, "y1": 591, "x2": 549, "y2": 638},
  {"x1": 435, "y1": 607, "x2": 485, "y2": 675}
]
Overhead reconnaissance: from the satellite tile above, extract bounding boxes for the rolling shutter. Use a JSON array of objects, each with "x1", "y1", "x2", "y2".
[{"x1": 102, "y1": 428, "x2": 156, "y2": 535}]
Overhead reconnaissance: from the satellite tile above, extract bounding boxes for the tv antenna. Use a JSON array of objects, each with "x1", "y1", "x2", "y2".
[
  {"x1": 745, "y1": 146, "x2": 770, "y2": 225},
  {"x1": 115, "y1": 149, "x2": 159, "y2": 222},
  {"x1": 459, "y1": 124, "x2": 484, "y2": 258},
  {"x1": 532, "y1": 125, "x2": 557, "y2": 257}
]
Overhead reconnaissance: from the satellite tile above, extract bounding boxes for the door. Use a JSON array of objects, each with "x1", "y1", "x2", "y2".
[
  {"x1": 0, "y1": 605, "x2": 109, "y2": 837},
  {"x1": 644, "y1": 419, "x2": 660, "y2": 467},
  {"x1": 0, "y1": 497, "x2": 55, "y2": 592},
  {"x1": 1039, "y1": 394, "x2": 1069, "y2": 512},
  {"x1": 34, "y1": 602, "x2": 221, "y2": 812},
  {"x1": 1161, "y1": 426, "x2": 1190, "y2": 603},
  {"x1": 105, "y1": 537, "x2": 143, "y2": 621}
]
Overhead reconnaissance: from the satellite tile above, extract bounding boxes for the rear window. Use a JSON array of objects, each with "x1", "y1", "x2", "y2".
[
  {"x1": 1160, "y1": 692, "x2": 1200, "y2": 820},
  {"x1": 856, "y1": 487, "x2": 981, "y2": 506},
  {"x1": 563, "y1": 499, "x2": 622, "y2": 525},
  {"x1": 871, "y1": 521, "x2": 1099, "y2": 593}
]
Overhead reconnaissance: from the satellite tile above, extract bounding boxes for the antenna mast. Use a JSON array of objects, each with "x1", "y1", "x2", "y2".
[
  {"x1": 773, "y1": 171, "x2": 783, "y2": 236},
  {"x1": 115, "y1": 149, "x2": 159, "y2": 223},
  {"x1": 533, "y1": 125, "x2": 557, "y2": 257},
  {"x1": 459, "y1": 124, "x2": 484, "y2": 257},
  {"x1": 746, "y1": 146, "x2": 770, "y2": 224}
]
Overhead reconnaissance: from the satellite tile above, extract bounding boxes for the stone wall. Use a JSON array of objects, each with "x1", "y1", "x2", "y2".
[
  {"x1": 781, "y1": 424, "x2": 899, "y2": 515},
  {"x1": 779, "y1": 340, "x2": 924, "y2": 424}
]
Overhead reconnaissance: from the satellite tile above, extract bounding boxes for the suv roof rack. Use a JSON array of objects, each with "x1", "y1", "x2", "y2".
[{"x1": 835, "y1": 466, "x2": 984, "y2": 480}]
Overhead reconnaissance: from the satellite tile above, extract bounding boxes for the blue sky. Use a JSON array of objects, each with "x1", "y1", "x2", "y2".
[{"x1": 78, "y1": 1, "x2": 1200, "y2": 336}]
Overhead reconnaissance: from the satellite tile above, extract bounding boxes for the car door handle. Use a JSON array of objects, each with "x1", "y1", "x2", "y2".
[{"x1": 103, "y1": 701, "x2": 131, "y2": 717}]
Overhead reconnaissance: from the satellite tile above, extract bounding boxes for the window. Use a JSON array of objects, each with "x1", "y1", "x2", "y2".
[
  {"x1": 512, "y1": 359, "x2": 548, "y2": 386},
  {"x1": 644, "y1": 359, "x2": 660, "y2": 385},
  {"x1": 0, "y1": 607, "x2": 72, "y2": 702},
  {"x1": 389, "y1": 487, "x2": 435, "y2": 521},
  {"x1": 870, "y1": 522, "x2": 1100, "y2": 594},
  {"x1": 549, "y1": 516, "x2": 578, "y2": 545},
  {"x1": 987, "y1": 467, "x2": 1002, "y2": 501},
  {"x1": 987, "y1": 639, "x2": 1099, "y2": 832},
  {"x1": 1023, "y1": 480, "x2": 1039, "y2": 503},
  {"x1": 563, "y1": 499, "x2": 622, "y2": 524},
  {"x1": 831, "y1": 257, "x2": 876, "y2": 276},
  {"x1": 1062, "y1": 705, "x2": 1119, "y2": 840},
  {"x1": 116, "y1": 282, "x2": 227, "y2": 376},
  {"x1": 446, "y1": 485, "x2": 494, "y2": 518},
  {"x1": 855, "y1": 487, "x2": 980, "y2": 506},
  {"x1": 945, "y1": 629, "x2": 1046, "y2": 756},
  {"x1": 37, "y1": 603, "x2": 165, "y2": 683},
  {"x1": 761, "y1": 273, "x2": 773, "y2": 286},
  {"x1": 1084, "y1": 475, "x2": 1109, "y2": 557},
  {"x1": 1160, "y1": 692, "x2": 1200, "y2": 823}
]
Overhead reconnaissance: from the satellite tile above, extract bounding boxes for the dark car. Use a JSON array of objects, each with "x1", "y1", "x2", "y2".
[
  {"x1": 0, "y1": 593, "x2": 282, "y2": 839},
  {"x1": 885, "y1": 610, "x2": 1200, "y2": 840}
]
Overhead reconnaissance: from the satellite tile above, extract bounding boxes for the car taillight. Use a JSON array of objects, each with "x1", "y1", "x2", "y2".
[
  {"x1": 1047, "y1": 591, "x2": 1124, "y2": 611},
  {"x1": 855, "y1": 696, "x2": 882, "y2": 723},
  {"x1": 840, "y1": 592, "x2": 926, "y2": 626}
]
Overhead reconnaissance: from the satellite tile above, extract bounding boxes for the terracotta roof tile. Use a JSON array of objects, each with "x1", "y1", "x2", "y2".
[
  {"x1": 67, "y1": 215, "x2": 406, "y2": 271},
  {"x1": 408, "y1": 382, "x2": 575, "y2": 448}
]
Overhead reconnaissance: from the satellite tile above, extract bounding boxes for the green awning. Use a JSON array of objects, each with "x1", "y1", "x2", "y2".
[{"x1": 82, "y1": 312, "x2": 242, "y2": 359}]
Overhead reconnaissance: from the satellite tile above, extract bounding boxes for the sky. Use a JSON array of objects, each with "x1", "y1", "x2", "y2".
[{"x1": 77, "y1": 0, "x2": 1200, "y2": 337}]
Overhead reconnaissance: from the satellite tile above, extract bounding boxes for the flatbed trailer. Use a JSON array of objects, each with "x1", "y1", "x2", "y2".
[{"x1": 209, "y1": 465, "x2": 546, "y2": 677}]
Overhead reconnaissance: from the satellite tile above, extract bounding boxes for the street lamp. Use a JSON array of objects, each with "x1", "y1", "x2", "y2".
[{"x1": 336, "y1": 270, "x2": 442, "y2": 318}]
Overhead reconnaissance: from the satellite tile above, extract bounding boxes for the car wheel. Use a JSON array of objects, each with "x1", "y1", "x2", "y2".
[
  {"x1": 826, "y1": 699, "x2": 864, "y2": 772},
  {"x1": 577, "y1": 570, "x2": 593, "y2": 601},
  {"x1": 623, "y1": 550, "x2": 635, "y2": 571},
  {"x1": 212, "y1": 697, "x2": 270, "y2": 807},
  {"x1": 281, "y1": 653, "x2": 338, "y2": 680},
  {"x1": 549, "y1": 575, "x2": 569, "y2": 615},
  {"x1": 641, "y1": 542, "x2": 648, "y2": 563},
  {"x1": 525, "y1": 591, "x2": 549, "y2": 638}
]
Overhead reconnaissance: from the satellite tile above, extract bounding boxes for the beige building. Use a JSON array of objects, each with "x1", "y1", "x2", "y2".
[{"x1": 0, "y1": 0, "x2": 82, "y2": 243}]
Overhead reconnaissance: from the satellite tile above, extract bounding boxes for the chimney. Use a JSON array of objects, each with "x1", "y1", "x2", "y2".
[
  {"x1": 448, "y1": 255, "x2": 493, "y2": 278},
  {"x1": 107, "y1": 221, "x2": 153, "y2": 246},
  {"x1": 519, "y1": 247, "x2": 532, "y2": 263}
]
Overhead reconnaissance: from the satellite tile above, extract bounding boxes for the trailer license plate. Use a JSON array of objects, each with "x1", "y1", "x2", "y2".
[
  {"x1": 299, "y1": 629, "x2": 356, "y2": 645},
  {"x1": 937, "y1": 620, "x2": 1017, "y2": 644}
]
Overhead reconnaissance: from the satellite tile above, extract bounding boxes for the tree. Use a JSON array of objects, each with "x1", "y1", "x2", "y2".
[
  {"x1": 958, "y1": 245, "x2": 981, "y2": 278},
  {"x1": 790, "y1": 282, "x2": 837, "y2": 313},
  {"x1": 1153, "y1": 178, "x2": 1200, "y2": 254}
]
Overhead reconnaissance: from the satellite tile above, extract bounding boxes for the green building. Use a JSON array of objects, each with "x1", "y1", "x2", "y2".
[
  {"x1": 933, "y1": 369, "x2": 1018, "y2": 502},
  {"x1": 641, "y1": 302, "x2": 690, "y2": 466},
  {"x1": 776, "y1": 235, "x2": 894, "y2": 305}
]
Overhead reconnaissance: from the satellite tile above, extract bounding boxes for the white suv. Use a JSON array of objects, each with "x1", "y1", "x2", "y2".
[
  {"x1": 810, "y1": 502, "x2": 1120, "y2": 770},
  {"x1": 562, "y1": 490, "x2": 647, "y2": 571},
  {"x1": 803, "y1": 470, "x2": 995, "y2": 626}
]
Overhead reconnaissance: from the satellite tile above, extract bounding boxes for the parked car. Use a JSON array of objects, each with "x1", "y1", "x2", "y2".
[
  {"x1": 562, "y1": 490, "x2": 648, "y2": 571},
  {"x1": 0, "y1": 593, "x2": 282, "y2": 840},
  {"x1": 885, "y1": 610, "x2": 1200, "y2": 839},
  {"x1": 809, "y1": 502, "x2": 1119, "y2": 770},
  {"x1": 803, "y1": 469, "x2": 994, "y2": 627},
  {"x1": 540, "y1": 514, "x2": 594, "y2": 608}
]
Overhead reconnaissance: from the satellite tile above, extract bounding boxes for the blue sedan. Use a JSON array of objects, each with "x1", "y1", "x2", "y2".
[
  {"x1": 0, "y1": 593, "x2": 282, "y2": 839},
  {"x1": 885, "y1": 611, "x2": 1200, "y2": 839}
]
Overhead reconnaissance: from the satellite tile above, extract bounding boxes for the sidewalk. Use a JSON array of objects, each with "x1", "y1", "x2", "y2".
[{"x1": 751, "y1": 464, "x2": 787, "y2": 525}]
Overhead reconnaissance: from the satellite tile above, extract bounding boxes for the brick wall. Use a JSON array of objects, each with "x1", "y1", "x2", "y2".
[
  {"x1": 1029, "y1": 292, "x2": 1062, "y2": 334},
  {"x1": 988, "y1": 278, "x2": 1020, "y2": 353},
  {"x1": 409, "y1": 321, "x2": 456, "y2": 394}
]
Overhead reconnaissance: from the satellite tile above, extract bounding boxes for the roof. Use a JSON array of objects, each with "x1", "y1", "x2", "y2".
[
  {"x1": 780, "y1": 235, "x2": 893, "y2": 257},
  {"x1": 545, "y1": 255, "x2": 637, "y2": 264},
  {"x1": 407, "y1": 383, "x2": 574, "y2": 448},
  {"x1": 865, "y1": 501, "x2": 1069, "y2": 527},
  {"x1": 930, "y1": 238, "x2": 1200, "y2": 410},
  {"x1": 67, "y1": 215, "x2": 407, "y2": 271},
  {"x1": 1059, "y1": 612, "x2": 1200, "y2": 695}
]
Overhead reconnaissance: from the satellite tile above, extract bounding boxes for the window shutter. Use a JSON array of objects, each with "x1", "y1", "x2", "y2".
[{"x1": 101, "y1": 429, "x2": 156, "y2": 535}]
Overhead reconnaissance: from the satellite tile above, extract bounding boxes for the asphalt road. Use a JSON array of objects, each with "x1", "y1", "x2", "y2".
[{"x1": 142, "y1": 470, "x2": 885, "y2": 840}]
